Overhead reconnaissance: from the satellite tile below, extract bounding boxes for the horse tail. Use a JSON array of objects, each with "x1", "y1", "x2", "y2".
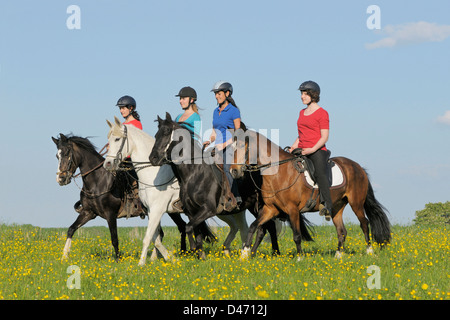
[
  {"x1": 364, "y1": 180, "x2": 392, "y2": 245},
  {"x1": 198, "y1": 221, "x2": 218, "y2": 244},
  {"x1": 299, "y1": 214, "x2": 315, "y2": 241}
]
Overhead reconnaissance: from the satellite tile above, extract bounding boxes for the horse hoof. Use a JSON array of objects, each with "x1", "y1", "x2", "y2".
[
  {"x1": 366, "y1": 246, "x2": 374, "y2": 255},
  {"x1": 138, "y1": 258, "x2": 146, "y2": 266},
  {"x1": 296, "y1": 255, "x2": 304, "y2": 262},
  {"x1": 240, "y1": 247, "x2": 251, "y2": 260},
  {"x1": 335, "y1": 251, "x2": 344, "y2": 259},
  {"x1": 223, "y1": 249, "x2": 231, "y2": 257}
]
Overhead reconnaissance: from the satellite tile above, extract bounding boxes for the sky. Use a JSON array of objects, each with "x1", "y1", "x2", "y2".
[{"x1": 0, "y1": 0, "x2": 449, "y2": 230}]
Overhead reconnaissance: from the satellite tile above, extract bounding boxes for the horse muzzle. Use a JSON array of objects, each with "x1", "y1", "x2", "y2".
[
  {"x1": 56, "y1": 171, "x2": 72, "y2": 186},
  {"x1": 103, "y1": 158, "x2": 119, "y2": 171},
  {"x1": 230, "y1": 166, "x2": 245, "y2": 179},
  {"x1": 149, "y1": 154, "x2": 168, "y2": 166}
]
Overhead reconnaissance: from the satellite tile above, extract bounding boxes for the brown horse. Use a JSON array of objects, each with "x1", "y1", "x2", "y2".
[{"x1": 230, "y1": 129, "x2": 391, "y2": 259}]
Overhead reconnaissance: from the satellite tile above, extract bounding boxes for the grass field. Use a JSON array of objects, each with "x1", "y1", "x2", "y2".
[{"x1": 0, "y1": 222, "x2": 448, "y2": 300}]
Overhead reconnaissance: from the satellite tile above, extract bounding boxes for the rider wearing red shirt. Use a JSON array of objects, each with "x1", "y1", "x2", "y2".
[
  {"x1": 115, "y1": 95, "x2": 145, "y2": 218},
  {"x1": 116, "y1": 95, "x2": 143, "y2": 129},
  {"x1": 290, "y1": 81, "x2": 333, "y2": 221}
]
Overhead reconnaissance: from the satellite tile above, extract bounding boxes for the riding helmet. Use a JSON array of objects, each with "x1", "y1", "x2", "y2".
[
  {"x1": 211, "y1": 81, "x2": 233, "y2": 95},
  {"x1": 298, "y1": 81, "x2": 320, "y2": 94},
  {"x1": 116, "y1": 95, "x2": 137, "y2": 108},
  {"x1": 175, "y1": 87, "x2": 197, "y2": 100}
]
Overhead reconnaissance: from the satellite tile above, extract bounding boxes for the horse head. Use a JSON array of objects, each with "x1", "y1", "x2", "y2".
[
  {"x1": 52, "y1": 133, "x2": 77, "y2": 186},
  {"x1": 104, "y1": 116, "x2": 130, "y2": 171},
  {"x1": 230, "y1": 128, "x2": 282, "y2": 179},
  {"x1": 149, "y1": 112, "x2": 191, "y2": 166}
]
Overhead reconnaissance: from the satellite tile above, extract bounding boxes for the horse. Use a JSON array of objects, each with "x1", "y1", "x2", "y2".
[
  {"x1": 148, "y1": 113, "x2": 312, "y2": 258},
  {"x1": 52, "y1": 133, "x2": 191, "y2": 261},
  {"x1": 103, "y1": 116, "x2": 250, "y2": 264},
  {"x1": 229, "y1": 128, "x2": 392, "y2": 260}
]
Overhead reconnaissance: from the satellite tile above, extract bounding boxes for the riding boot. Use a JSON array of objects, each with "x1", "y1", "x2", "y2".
[{"x1": 223, "y1": 170, "x2": 241, "y2": 212}]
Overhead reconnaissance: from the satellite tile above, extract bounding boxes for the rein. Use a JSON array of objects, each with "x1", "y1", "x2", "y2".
[
  {"x1": 106, "y1": 124, "x2": 177, "y2": 188},
  {"x1": 72, "y1": 160, "x2": 105, "y2": 178},
  {"x1": 239, "y1": 144, "x2": 306, "y2": 197}
]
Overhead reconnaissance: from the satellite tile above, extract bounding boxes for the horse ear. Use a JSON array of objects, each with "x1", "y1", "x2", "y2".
[
  {"x1": 60, "y1": 133, "x2": 67, "y2": 142},
  {"x1": 52, "y1": 137, "x2": 59, "y2": 145},
  {"x1": 114, "y1": 116, "x2": 121, "y2": 126},
  {"x1": 106, "y1": 119, "x2": 112, "y2": 128},
  {"x1": 165, "y1": 112, "x2": 172, "y2": 121}
]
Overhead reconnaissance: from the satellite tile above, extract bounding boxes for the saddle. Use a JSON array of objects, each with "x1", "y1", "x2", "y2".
[{"x1": 292, "y1": 148, "x2": 333, "y2": 186}]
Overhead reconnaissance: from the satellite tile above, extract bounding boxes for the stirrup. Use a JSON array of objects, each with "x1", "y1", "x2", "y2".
[{"x1": 319, "y1": 204, "x2": 332, "y2": 221}]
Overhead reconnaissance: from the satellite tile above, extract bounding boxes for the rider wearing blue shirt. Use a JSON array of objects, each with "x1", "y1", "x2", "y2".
[
  {"x1": 204, "y1": 81, "x2": 242, "y2": 211},
  {"x1": 212, "y1": 102, "x2": 241, "y2": 144}
]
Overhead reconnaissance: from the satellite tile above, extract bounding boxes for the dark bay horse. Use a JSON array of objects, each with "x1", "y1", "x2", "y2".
[
  {"x1": 148, "y1": 113, "x2": 313, "y2": 258},
  {"x1": 52, "y1": 133, "x2": 191, "y2": 260},
  {"x1": 230, "y1": 129, "x2": 391, "y2": 259}
]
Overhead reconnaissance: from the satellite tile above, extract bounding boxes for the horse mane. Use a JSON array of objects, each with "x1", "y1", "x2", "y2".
[{"x1": 63, "y1": 134, "x2": 99, "y2": 155}]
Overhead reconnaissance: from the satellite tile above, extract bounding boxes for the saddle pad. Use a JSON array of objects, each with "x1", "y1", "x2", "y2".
[{"x1": 304, "y1": 162, "x2": 345, "y2": 189}]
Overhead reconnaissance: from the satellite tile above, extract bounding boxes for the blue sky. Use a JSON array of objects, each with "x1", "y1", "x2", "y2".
[{"x1": 1, "y1": 0, "x2": 449, "y2": 229}]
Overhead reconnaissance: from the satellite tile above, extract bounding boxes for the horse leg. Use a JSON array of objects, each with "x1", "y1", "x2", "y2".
[
  {"x1": 241, "y1": 205, "x2": 278, "y2": 259},
  {"x1": 151, "y1": 223, "x2": 172, "y2": 261},
  {"x1": 106, "y1": 215, "x2": 120, "y2": 260},
  {"x1": 168, "y1": 213, "x2": 187, "y2": 252},
  {"x1": 286, "y1": 209, "x2": 304, "y2": 261},
  {"x1": 235, "y1": 210, "x2": 249, "y2": 245},
  {"x1": 185, "y1": 208, "x2": 215, "y2": 259},
  {"x1": 256, "y1": 220, "x2": 280, "y2": 256},
  {"x1": 216, "y1": 214, "x2": 238, "y2": 255},
  {"x1": 349, "y1": 201, "x2": 372, "y2": 254},
  {"x1": 331, "y1": 205, "x2": 347, "y2": 258},
  {"x1": 138, "y1": 207, "x2": 166, "y2": 266},
  {"x1": 62, "y1": 211, "x2": 95, "y2": 260},
  {"x1": 250, "y1": 225, "x2": 267, "y2": 257}
]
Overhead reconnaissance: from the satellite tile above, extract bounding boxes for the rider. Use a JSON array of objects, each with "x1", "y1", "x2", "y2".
[
  {"x1": 175, "y1": 86, "x2": 201, "y2": 141},
  {"x1": 172, "y1": 87, "x2": 202, "y2": 212},
  {"x1": 289, "y1": 81, "x2": 333, "y2": 221},
  {"x1": 116, "y1": 95, "x2": 143, "y2": 129},
  {"x1": 204, "y1": 81, "x2": 242, "y2": 211},
  {"x1": 116, "y1": 95, "x2": 145, "y2": 218}
]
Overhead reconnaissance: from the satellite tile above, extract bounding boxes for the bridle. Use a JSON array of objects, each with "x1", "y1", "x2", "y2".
[
  {"x1": 57, "y1": 143, "x2": 105, "y2": 181},
  {"x1": 106, "y1": 124, "x2": 130, "y2": 166},
  {"x1": 57, "y1": 148, "x2": 76, "y2": 181}
]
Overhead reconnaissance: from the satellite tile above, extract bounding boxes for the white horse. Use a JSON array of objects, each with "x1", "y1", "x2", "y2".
[{"x1": 104, "y1": 117, "x2": 248, "y2": 265}]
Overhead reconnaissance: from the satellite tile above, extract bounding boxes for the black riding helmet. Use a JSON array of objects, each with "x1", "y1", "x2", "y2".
[
  {"x1": 298, "y1": 81, "x2": 320, "y2": 94},
  {"x1": 116, "y1": 95, "x2": 137, "y2": 109},
  {"x1": 175, "y1": 87, "x2": 197, "y2": 100}
]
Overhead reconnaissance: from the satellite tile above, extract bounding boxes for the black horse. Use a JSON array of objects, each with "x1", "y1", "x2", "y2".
[
  {"x1": 52, "y1": 133, "x2": 199, "y2": 260},
  {"x1": 148, "y1": 113, "x2": 313, "y2": 258}
]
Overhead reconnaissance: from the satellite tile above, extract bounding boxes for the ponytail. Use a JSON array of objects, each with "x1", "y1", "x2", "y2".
[
  {"x1": 191, "y1": 102, "x2": 200, "y2": 114},
  {"x1": 131, "y1": 110, "x2": 141, "y2": 121},
  {"x1": 226, "y1": 96, "x2": 239, "y2": 110}
]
